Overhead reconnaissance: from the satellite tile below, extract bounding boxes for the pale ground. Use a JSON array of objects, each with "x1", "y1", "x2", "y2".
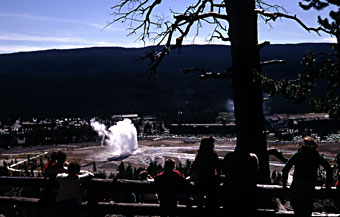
[{"x1": 1, "y1": 136, "x2": 339, "y2": 175}]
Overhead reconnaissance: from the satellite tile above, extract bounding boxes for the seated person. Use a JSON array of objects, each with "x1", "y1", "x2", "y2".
[{"x1": 55, "y1": 162, "x2": 93, "y2": 217}]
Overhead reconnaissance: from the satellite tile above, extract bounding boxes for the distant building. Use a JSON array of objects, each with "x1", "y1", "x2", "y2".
[
  {"x1": 265, "y1": 113, "x2": 338, "y2": 134},
  {"x1": 169, "y1": 123, "x2": 236, "y2": 135},
  {"x1": 112, "y1": 114, "x2": 139, "y2": 121}
]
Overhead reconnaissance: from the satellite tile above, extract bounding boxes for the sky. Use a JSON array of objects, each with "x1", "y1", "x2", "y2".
[{"x1": 0, "y1": 0, "x2": 337, "y2": 54}]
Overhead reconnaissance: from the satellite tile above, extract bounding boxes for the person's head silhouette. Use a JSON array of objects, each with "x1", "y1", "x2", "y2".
[
  {"x1": 68, "y1": 162, "x2": 80, "y2": 176},
  {"x1": 56, "y1": 151, "x2": 67, "y2": 165},
  {"x1": 298, "y1": 136, "x2": 319, "y2": 153},
  {"x1": 199, "y1": 137, "x2": 215, "y2": 153},
  {"x1": 164, "y1": 159, "x2": 175, "y2": 172}
]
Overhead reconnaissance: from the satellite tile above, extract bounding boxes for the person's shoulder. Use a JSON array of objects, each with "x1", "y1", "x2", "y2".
[
  {"x1": 212, "y1": 152, "x2": 219, "y2": 158},
  {"x1": 316, "y1": 153, "x2": 328, "y2": 161},
  {"x1": 291, "y1": 152, "x2": 301, "y2": 157},
  {"x1": 317, "y1": 153, "x2": 325, "y2": 157},
  {"x1": 224, "y1": 152, "x2": 235, "y2": 160},
  {"x1": 56, "y1": 173, "x2": 68, "y2": 180},
  {"x1": 173, "y1": 169, "x2": 184, "y2": 177},
  {"x1": 155, "y1": 171, "x2": 164, "y2": 178}
]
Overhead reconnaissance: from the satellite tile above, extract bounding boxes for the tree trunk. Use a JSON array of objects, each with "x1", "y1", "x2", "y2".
[{"x1": 226, "y1": 0, "x2": 270, "y2": 183}]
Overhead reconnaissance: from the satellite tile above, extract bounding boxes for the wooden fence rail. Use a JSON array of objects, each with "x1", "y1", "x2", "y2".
[
  {"x1": 0, "y1": 176, "x2": 338, "y2": 197},
  {"x1": 0, "y1": 176, "x2": 339, "y2": 216}
]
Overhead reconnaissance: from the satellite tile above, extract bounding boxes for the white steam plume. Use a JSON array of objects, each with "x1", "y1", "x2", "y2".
[
  {"x1": 90, "y1": 118, "x2": 138, "y2": 160},
  {"x1": 90, "y1": 119, "x2": 107, "y2": 146},
  {"x1": 226, "y1": 99, "x2": 234, "y2": 113}
]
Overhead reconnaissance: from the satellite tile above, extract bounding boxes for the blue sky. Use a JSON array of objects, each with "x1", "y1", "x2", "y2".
[{"x1": 0, "y1": 0, "x2": 337, "y2": 54}]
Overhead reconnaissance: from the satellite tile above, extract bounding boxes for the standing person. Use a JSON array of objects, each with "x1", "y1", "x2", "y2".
[
  {"x1": 43, "y1": 152, "x2": 58, "y2": 177},
  {"x1": 41, "y1": 151, "x2": 68, "y2": 205},
  {"x1": 334, "y1": 153, "x2": 340, "y2": 188},
  {"x1": 55, "y1": 162, "x2": 93, "y2": 217},
  {"x1": 193, "y1": 137, "x2": 221, "y2": 212},
  {"x1": 282, "y1": 137, "x2": 332, "y2": 217},
  {"x1": 154, "y1": 159, "x2": 187, "y2": 217}
]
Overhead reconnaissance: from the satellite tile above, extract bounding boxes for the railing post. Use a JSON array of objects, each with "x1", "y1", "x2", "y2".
[{"x1": 85, "y1": 179, "x2": 106, "y2": 217}]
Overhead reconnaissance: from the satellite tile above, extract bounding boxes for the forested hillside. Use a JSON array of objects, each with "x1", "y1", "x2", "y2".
[{"x1": 0, "y1": 43, "x2": 333, "y2": 121}]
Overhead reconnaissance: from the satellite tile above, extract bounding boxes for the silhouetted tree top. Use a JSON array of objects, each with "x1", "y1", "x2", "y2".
[
  {"x1": 108, "y1": 0, "x2": 335, "y2": 183},
  {"x1": 298, "y1": 0, "x2": 340, "y2": 118},
  {"x1": 108, "y1": 0, "x2": 329, "y2": 76}
]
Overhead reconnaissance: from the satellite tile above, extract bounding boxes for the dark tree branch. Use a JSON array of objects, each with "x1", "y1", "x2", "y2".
[
  {"x1": 181, "y1": 67, "x2": 232, "y2": 79},
  {"x1": 181, "y1": 67, "x2": 206, "y2": 74},
  {"x1": 174, "y1": 12, "x2": 229, "y2": 22},
  {"x1": 211, "y1": 30, "x2": 230, "y2": 41},
  {"x1": 200, "y1": 72, "x2": 233, "y2": 79},
  {"x1": 256, "y1": 0, "x2": 288, "y2": 13},
  {"x1": 109, "y1": 0, "x2": 232, "y2": 75},
  {"x1": 213, "y1": 4, "x2": 227, "y2": 8},
  {"x1": 147, "y1": 3, "x2": 230, "y2": 75},
  {"x1": 108, "y1": 0, "x2": 163, "y2": 42},
  {"x1": 255, "y1": 8, "x2": 332, "y2": 35},
  {"x1": 261, "y1": 59, "x2": 287, "y2": 66}
]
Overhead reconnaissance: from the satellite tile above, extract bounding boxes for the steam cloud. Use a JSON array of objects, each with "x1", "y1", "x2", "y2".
[
  {"x1": 226, "y1": 99, "x2": 234, "y2": 113},
  {"x1": 90, "y1": 118, "x2": 138, "y2": 160}
]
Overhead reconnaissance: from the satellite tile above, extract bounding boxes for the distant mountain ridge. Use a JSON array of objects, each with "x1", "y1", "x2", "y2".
[{"x1": 0, "y1": 43, "x2": 333, "y2": 121}]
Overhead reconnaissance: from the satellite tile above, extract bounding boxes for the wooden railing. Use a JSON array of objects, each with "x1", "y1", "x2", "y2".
[{"x1": 0, "y1": 176, "x2": 339, "y2": 216}]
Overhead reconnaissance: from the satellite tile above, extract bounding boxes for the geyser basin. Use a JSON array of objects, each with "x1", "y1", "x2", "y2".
[{"x1": 91, "y1": 118, "x2": 138, "y2": 161}]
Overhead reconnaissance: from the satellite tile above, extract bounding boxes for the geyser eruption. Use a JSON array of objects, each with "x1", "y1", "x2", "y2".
[{"x1": 90, "y1": 118, "x2": 138, "y2": 160}]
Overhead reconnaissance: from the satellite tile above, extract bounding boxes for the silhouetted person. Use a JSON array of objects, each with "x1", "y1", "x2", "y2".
[
  {"x1": 42, "y1": 151, "x2": 68, "y2": 204},
  {"x1": 138, "y1": 170, "x2": 158, "y2": 203},
  {"x1": 193, "y1": 137, "x2": 221, "y2": 212},
  {"x1": 43, "y1": 152, "x2": 58, "y2": 177},
  {"x1": 55, "y1": 162, "x2": 93, "y2": 217},
  {"x1": 282, "y1": 137, "x2": 332, "y2": 217},
  {"x1": 155, "y1": 159, "x2": 186, "y2": 217},
  {"x1": 334, "y1": 153, "x2": 340, "y2": 189},
  {"x1": 223, "y1": 147, "x2": 259, "y2": 217},
  {"x1": 44, "y1": 151, "x2": 68, "y2": 178}
]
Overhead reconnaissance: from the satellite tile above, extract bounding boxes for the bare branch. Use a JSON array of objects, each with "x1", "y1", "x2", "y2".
[
  {"x1": 213, "y1": 4, "x2": 227, "y2": 8},
  {"x1": 255, "y1": 9, "x2": 332, "y2": 35},
  {"x1": 256, "y1": 0, "x2": 288, "y2": 14},
  {"x1": 109, "y1": 0, "x2": 231, "y2": 75},
  {"x1": 147, "y1": 4, "x2": 230, "y2": 75},
  {"x1": 200, "y1": 72, "x2": 232, "y2": 79},
  {"x1": 174, "y1": 12, "x2": 229, "y2": 22},
  {"x1": 181, "y1": 67, "x2": 232, "y2": 79},
  {"x1": 108, "y1": 0, "x2": 163, "y2": 43},
  {"x1": 210, "y1": 29, "x2": 230, "y2": 42},
  {"x1": 261, "y1": 59, "x2": 287, "y2": 66},
  {"x1": 181, "y1": 67, "x2": 206, "y2": 74}
]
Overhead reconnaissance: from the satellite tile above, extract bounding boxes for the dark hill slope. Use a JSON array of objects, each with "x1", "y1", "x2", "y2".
[{"x1": 0, "y1": 44, "x2": 333, "y2": 120}]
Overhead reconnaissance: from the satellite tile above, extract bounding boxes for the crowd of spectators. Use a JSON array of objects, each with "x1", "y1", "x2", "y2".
[{"x1": 1, "y1": 136, "x2": 337, "y2": 217}]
